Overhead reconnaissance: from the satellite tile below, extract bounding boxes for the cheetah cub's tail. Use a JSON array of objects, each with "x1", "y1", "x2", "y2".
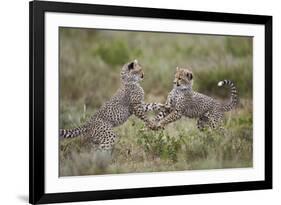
[
  {"x1": 59, "y1": 126, "x2": 87, "y2": 139},
  {"x1": 218, "y1": 80, "x2": 238, "y2": 112}
]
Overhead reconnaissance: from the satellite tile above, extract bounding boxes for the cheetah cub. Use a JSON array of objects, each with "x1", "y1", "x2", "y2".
[
  {"x1": 60, "y1": 60, "x2": 162, "y2": 151},
  {"x1": 151, "y1": 67, "x2": 238, "y2": 130}
]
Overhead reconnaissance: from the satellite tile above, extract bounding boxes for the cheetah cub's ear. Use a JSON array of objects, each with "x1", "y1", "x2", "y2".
[
  {"x1": 128, "y1": 62, "x2": 134, "y2": 70},
  {"x1": 128, "y1": 59, "x2": 138, "y2": 70}
]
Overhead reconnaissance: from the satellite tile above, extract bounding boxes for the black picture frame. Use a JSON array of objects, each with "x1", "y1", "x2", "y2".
[{"x1": 29, "y1": 0, "x2": 272, "y2": 204}]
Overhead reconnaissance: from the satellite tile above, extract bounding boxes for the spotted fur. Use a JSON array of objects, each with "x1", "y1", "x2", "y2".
[
  {"x1": 151, "y1": 67, "x2": 238, "y2": 130},
  {"x1": 60, "y1": 60, "x2": 162, "y2": 150}
]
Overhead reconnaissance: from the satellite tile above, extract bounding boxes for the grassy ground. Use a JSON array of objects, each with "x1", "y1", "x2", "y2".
[{"x1": 59, "y1": 28, "x2": 253, "y2": 176}]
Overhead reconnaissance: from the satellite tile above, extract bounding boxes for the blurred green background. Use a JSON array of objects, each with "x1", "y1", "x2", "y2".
[{"x1": 59, "y1": 28, "x2": 253, "y2": 176}]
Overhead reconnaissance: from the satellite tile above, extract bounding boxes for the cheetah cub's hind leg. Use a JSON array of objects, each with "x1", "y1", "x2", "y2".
[
  {"x1": 197, "y1": 110, "x2": 224, "y2": 132},
  {"x1": 90, "y1": 124, "x2": 118, "y2": 170},
  {"x1": 197, "y1": 113, "x2": 210, "y2": 131},
  {"x1": 208, "y1": 109, "x2": 224, "y2": 130}
]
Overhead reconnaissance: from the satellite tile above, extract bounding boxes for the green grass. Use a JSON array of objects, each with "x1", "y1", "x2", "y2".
[{"x1": 59, "y1": 28, "x2": 253, "y2": 176}]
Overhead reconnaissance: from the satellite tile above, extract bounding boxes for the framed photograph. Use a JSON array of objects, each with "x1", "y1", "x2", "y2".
[{"x1": 29, "y1": 0, "x2": 272, "y2": 204}]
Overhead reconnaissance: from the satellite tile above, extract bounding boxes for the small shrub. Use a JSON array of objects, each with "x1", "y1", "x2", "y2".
[{"x1": 137, "y1": 129, "x2": 183, "y2": 162}]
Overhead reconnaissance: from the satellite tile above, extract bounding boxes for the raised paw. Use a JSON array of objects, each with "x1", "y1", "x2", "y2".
[
  {"x1": 147, "y1": 121, "x2": 164, "y2": 131},
  {"x1": 159, "y1": 104, "x2": 171, "y2": 112}
]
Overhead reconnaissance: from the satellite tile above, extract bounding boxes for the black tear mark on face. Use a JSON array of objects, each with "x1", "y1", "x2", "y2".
[
  {"x1": 187, "y1": 73, "x2": 193, "y2": 81},
  {"x1": 128, "y1": 62, "x2": 134, "y2": 70}
]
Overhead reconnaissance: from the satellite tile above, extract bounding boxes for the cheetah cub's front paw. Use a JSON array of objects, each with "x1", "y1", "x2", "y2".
[
  {"x1": 140, "y1": 121, "x2": 157, "y2": 132},
  {"x1": 159, "y1": 104, "x2": 171, "y2": 112},
  {"x1": 148, "y1": 121, "x2": 164, "y2": 131}
]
